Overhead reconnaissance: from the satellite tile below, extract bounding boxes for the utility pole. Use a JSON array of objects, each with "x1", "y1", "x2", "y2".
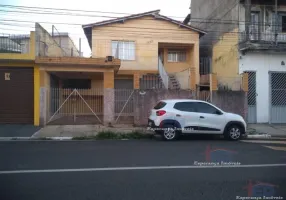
[
  {"x1": 275, "y1": 0, "x2": 278, "y2": 45},
  {"x1": 245, "y1": 0, "x2": 251, "y2": 41}
]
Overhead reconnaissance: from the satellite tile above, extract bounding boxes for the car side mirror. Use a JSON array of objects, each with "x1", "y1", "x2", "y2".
[{"x1": 215, "y1": 110, "x2": 223, "y2": 115}]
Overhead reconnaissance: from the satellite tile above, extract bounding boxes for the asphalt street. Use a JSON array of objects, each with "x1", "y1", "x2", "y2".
[{"x1": 0, "y1": 139, "x2": 286, "y2": 200}]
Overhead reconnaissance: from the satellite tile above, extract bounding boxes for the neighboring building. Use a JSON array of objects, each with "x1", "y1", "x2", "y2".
[
  {"x1": 0, "y1": 31, "x2": 37, "y2": 125},
  {"x1": 82, "y1": 10, "x2": 206, "y2": 91},
  {"x1": 8, "y1": 31, "x2": 82, "y2": 57},
  {"x1": 187, "y1": 0, "x2": 286, "y2": 124},
  {"x1": 0, "y1": 36, "x2": 26, "y2": 53},
  {"x1": 51, "y1": 32, "x2": 82, "y2": 57},
  {"x1": 0, "y1": 23, "x2": 120, "y2": 126}
]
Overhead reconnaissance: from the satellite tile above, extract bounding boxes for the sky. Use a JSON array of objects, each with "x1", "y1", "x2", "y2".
[{"x1": 0, "y1": 0, "x2": 191, "y2": 57}]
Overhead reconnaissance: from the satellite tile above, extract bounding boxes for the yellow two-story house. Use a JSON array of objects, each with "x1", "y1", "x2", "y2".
[{"x1": 82, "y1": 10, "x2": 206, "y2": 91}]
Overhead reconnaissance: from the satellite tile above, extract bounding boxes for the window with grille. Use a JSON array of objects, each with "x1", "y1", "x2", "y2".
[
  {"x1": 282, "y1": 16, "x2": 286, "y2": 33},
  {"x1": 111, "y1": 41, "x2": 135, "y2": 60},
  {"x1": 167, "y1": 50, "x2": 187, "y2": 62}
]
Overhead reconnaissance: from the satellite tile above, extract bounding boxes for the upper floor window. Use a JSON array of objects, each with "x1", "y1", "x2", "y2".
[
  {"x1": 167, "y1": 50, "x2": 187, "y2": 62},
  {"x1": 112, "y1": 41, "x2": 135, "y2": 60}
]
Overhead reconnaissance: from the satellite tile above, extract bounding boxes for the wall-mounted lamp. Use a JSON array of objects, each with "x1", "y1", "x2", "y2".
[{"x1": 282, "y1": 61, "x2": 285, "y2": 66}]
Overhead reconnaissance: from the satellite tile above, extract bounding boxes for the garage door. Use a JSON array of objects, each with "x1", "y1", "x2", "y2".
[
  {"x1": 0, "y1": 67, "x2": 34, "y2": 124},
  {"x1": 270, "y1": 72, "x2": 286, "y2": 123}
]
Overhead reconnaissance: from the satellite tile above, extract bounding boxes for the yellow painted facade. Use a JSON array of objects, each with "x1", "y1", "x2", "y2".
[
  {"x1": 33, "y1": 67, "x2": 40, "y2": 126},
  {"x1": 212, "y1": 28, "x2": 241, "y2": 90},
  {"x1": 91, "y1": 16, "x2": 200, "y2": 85},
  {"x1": 0, "y1": 31, "x2": 40, "y2": 126}
]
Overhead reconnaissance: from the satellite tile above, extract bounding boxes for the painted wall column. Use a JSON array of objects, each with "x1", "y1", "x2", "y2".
[
  {"x1": 34, "y1": 66, "x2": 40, "y2": 126},
  {"x1": 103, "y1": 71, "x2": 115, "y2": 125},
  {"x1": 190, "y1": 68, "x2": 196, "y2": 90},
  {"x1": 193, "y1": 42, "x2": 200, "y2": 86},
  {"x1": 133, "y1": 72, "x2": 140, "y2": 89}
]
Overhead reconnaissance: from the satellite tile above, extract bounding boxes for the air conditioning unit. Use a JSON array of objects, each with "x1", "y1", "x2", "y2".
[{"x1": 106, "y1": 56, "x2": 113, "y2": 62}]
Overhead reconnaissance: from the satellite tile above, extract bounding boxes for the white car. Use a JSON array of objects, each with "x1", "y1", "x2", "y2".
[{"x1": 148, "y1": 99, "x2": 247, "y2": 141}]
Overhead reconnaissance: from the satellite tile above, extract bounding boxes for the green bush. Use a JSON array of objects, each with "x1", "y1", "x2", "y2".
[
  {"x1": 95, "y1": 131, "x2": 119, "y2": 140},
  {"x1": 72, "y1": 131, "x2": 153, "y2": 140}
]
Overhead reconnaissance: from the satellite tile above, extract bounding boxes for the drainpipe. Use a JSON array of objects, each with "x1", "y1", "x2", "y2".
[{"x1": 275, "y1": 0, "x2": 278, "y2": 45}]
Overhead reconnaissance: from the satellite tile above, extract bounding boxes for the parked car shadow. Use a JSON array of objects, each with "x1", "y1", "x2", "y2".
[{"x1": 152, "y1": 134, "x2": 246, "y2": 141}]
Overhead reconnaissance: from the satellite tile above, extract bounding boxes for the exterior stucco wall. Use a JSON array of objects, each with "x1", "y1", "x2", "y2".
[
  {"x1": 212, "y1": 28, "x2": 240, "y2": 89},
  {"x1": 91, "y1": 16, "x2": 200, "y2": 83},
  {"x1": 53, "y1": 36, "x2": 80, "y2": 57},
  {"x1": 191, "y1": 0, "x2": 240, "y2": 56},
  {"x1": 35, "y1": 23, "x2": 65, "y2": 57},
  {"x1": 239, "y1": 52, "x2": 286, "y2": 123}
]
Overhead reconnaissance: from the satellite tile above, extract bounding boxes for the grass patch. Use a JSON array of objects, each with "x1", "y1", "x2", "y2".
[
  {"x1": 72, "y1": 131, "x2": 153, "y2": 140},
  {"x1": 96, "y1": 131, "x2": 118, "y2": 140},
  {"x1": 246, "y1": 128, "x2": 259, "y2": 135},
  {"x1": 72, "y1": 135, "x2": 97, "y2": 140}
]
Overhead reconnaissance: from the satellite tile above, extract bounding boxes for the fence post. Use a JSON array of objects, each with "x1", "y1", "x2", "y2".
[
  {"x1": 190, "y1": 68, "x2": 196, "y2": 90},
  {"x1": 103, "y1": 72, "x2": 115, "y2": 125},
  {"x1": 242, "y1": 72, "x2": 249, "y2": 92}
]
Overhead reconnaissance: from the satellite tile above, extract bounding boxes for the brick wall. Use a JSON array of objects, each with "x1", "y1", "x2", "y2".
[
  {"x1": 212, "y1": 91, "x2": 247, "y2": 119},
  {"x1": 133, "y1": 90, "x2": 195, "y2": 125}
]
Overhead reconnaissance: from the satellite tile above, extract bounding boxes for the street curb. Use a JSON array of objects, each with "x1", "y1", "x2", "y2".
[
  {"x1": 0, "y1": 135, "x2": 285, "y2": 141},
  {"x1": 246, "y1": 134, "x2": 271, "y2": 139},
  {"x1": 0, "y1": 137, "x2": 31, "y2": 140},
  {"x1": 0, "y1": 137, "x2": 73, "y2": 141}
]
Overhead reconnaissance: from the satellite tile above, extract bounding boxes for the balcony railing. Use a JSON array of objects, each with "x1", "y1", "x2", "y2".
[
  {"x1": 0, "y1": 34, "x2": 30, "y2": 54},
  {"x1": 240, "y1": 31, "x2": 286, "y2": 43}
]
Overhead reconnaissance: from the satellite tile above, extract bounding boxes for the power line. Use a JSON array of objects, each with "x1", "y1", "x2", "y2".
[
  {"x1": 0, "y1": 4, "x2": 185, "y2": 18},
  {"x1": 1, "y1": 10, "x2": 284, "y2": 29}
]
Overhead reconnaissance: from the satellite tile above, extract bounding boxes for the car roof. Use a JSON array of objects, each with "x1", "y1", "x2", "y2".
[{"x1": 160, "y1": 99, "x2": 207, "y2": 103}]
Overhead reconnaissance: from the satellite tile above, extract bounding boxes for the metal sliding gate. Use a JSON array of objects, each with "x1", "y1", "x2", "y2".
[
  {"x1": 47, "y1": 88, "x2": 103, "y2": 125},
  {"x1": 247, "y1": 71, "x2": 257, "y2": 123},
  {"x1": 114, "y1": 79, "x2": 135, "y2": 124},
  {"x1": 270, "y1": 72, "x2": 286, "y2": 123}
]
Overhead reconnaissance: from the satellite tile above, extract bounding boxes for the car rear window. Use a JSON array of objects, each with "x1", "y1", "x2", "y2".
[{"x1": 153, "y1": 101, "x2": 167, "y2": 109}]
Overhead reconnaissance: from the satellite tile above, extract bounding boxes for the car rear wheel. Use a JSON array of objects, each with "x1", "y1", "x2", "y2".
[
  {"x1": 162, "y1": 124, "x2": 178, "y2": 141},
  {"x1": 225, "y1": 124, "x2": 242, "y2": 141}
]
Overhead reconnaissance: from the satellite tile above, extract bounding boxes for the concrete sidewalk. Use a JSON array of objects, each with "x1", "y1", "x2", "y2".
[
  {"x1": 247, "y1": 124, "x2": 286, "y2": 137},
  {"x1": 3, "y1": 124, "x2": 283, "y2": 140},
  {"x1": 32, "y1": 125, "x2": 150, "y2": 138}
]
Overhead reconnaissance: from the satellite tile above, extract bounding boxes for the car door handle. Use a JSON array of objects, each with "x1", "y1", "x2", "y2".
[
  {"x1": 200, "y1": 116, "x2": 205, "y2": 119},
  {"x1": 176, "y1": 114, "x2": 181, "y2": 117}
]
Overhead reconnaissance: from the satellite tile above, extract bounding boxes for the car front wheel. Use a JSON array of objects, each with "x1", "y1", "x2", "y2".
[
  {"x1": 162, "y1": 125, "x2": 178, "y2": 141},
  {"x1": 225, "y1": 125, "x2": 242, "y2": 141}
]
